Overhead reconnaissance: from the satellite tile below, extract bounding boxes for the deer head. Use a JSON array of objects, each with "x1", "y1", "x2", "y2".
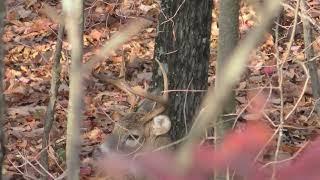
[
  {"x1": 94, "y1": 59, "x2": 172, "y2": 157},
  {"x1": 99, "y1": 113, "x2": 172, "y2": 155}
]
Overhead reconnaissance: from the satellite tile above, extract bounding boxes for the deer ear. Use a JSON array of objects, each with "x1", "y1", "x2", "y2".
[{"x1": 151, "y1": 115, "x2": 171, "y2": 136}]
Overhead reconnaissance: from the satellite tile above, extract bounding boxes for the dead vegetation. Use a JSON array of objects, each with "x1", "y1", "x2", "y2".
[{"x1": 3, "y1": 0, "x2": 320, "y2": 179}]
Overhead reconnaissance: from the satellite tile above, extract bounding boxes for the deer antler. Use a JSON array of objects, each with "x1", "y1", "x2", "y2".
[
  {"x1": 140, "y1": 58, "x2": 168, "y2": 122},
  {"x1": 93, "y1": 59, "x2": 169, "y2": 122}
]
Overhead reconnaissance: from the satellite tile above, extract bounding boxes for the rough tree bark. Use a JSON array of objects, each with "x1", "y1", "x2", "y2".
[
  {"x1": 176, "y1": 0, "x2": 281, "y2": 173},
  {"x1": 0, "y1": 1, "x2": 5, "y2": 180},
  {"x1": 152, "y1": 0, "x2": 213, "y2": 142},
  {"x1": 301, "y1": 0, "x2": 320, "y2": 117},
  {"x1": 62, "y1": 1, "x2": 84, "y2": 179},
  {"x1": 40, "y1": 24, "x2": 64, "y2": 179}
]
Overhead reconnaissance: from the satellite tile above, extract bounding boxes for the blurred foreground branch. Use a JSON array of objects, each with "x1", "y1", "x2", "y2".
[
  {"x1": 83, "y1": 18, "x2": 151, "y2": 75},
  {"x1": 62, "y1": 1, "x2": 151, "y2": 178}
]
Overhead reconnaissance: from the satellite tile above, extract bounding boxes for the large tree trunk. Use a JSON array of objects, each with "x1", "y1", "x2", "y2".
[{"x1": 152, "y1": 0, "x2": 213, "y2": 141}]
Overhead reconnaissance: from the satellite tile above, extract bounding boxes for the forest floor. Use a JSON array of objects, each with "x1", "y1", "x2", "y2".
[{"x1": 3, "y1": 0, "x2": 320, "y2": 179}]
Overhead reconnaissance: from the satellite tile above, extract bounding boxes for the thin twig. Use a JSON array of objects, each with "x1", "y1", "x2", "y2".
[
  {"x1": 183, "y1": 79, "x2": 193, "y2": 135},
  {"x1": 272, "y1": 1, "x2": 300, "y2": 179}
]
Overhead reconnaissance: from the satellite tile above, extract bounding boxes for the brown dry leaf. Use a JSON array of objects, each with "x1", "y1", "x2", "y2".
[
  {"x1": 235, "y1": 96, "x2": 247, "y2": 104},
  {"x1": 16, "y1": 5, "x2": 32, "y2": 19},
  {"x1": 7, "y1": 106, "x2": 46, "y2": 118},
  {"x1": 119, "y1": 0, "x2": 134, "y2": 15},
  {"x1": 84, "y1": 18, "x2": 151, "y2": 73},
  {"x1": 40, "y1": 3, "x2": 63, "y2": 24},
  {"x1": 22, "y1": 47, "x2": 32, "y2": 58},
  {"x1": 5, "y1": 84, "x2": 28, "y2": 95},
  {"x1": 296, "y1": 52, "x2": 305, "y2": 61},
  {"x1": 283, "y1": 80, "x2": 301, "y2": 97},
  {"x1": 143, "y1": 0, "x2": 155, "y2": 5},
  {"x1": 95, "y1": 6, "x2": 104, "y2": 14},
  {"x1": 105, "y1": 4, "x2": 115, "y2": 13},
  {"x1": 281, "y1": 144, "x2": 301, "y2": 155},
  {"x1": 139, "y1": 4, "x2": 154, "y2": 13},
  {"x1": 111, "y1": 56, "x2": 123, "y2": 63},
  {"x1": 90, "y1": 29, "x2": 103, "y2": 41},
  {"x1": 313, "y1": 36, "x2": 320, "y2": 53},
  {"x1": 24, "y1": 18, "x2": 52, "y2": 34},
  {"x1": 17, "y1": 139, "x2": 28, "y2": 148},
  {"x1": 145, "y1": 28, "x2": 154, "y2": 33},
  {"x1": 6, "y1": 69, "x2": 21, "y2": 79},
  {"x1": 87, "y1": 128, "x2": 103, "y2": 141},
  {"x1": 9, "y1": 45, "x2": 24, "y2": 54},
  {"x1": 26, "y1": 0, "x2": 37, "y2": 8},
  {"x1": 131, "y1": 85, "x2": 145, "y2": 92},
  {"x1": 264, "y1": 33, "x2": 274, "y2": 46},
  {"x1": 127, "y1": 93, "x2": 138, "y2": 108},
  {"x1": 3, "y1": 29, "x2": 15, "y2": 42},
  {"x1": 23, "y1": 128, "x2": 44, "y2": 138},
  {"x1": 238, "y1": 81, "x2": 247, "y2": 90},
  {"x1": 7, "y1": 10, "x2": 19, "y2": 21},
  {"x1": 111, "y1": 112, "x2": 122, "y2": 121}
]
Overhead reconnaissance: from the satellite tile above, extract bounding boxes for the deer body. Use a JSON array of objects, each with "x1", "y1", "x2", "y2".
[
  {"x1": 99, "y1": 113, "x2": 172, "y2": 156},
  {"x1": 94, "y1": 59, "x2": 171, "y2": 179}
]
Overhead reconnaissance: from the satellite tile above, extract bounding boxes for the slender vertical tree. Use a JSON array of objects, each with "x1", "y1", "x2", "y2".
[
  {"x1": 62, "y1": 1, "x2": 84, "y2": 179},
  {"x1": 215, "y1": 0, "x2": 240, "y2": 179},
  {"x1": 301, "y1": 0, "x2": 320, "y2": 116},
  {"x1": 152, "y1": 0, "x2": 213, "y2": 142},
  {"x1": 215, "y1": 0, "x2": 240, "y2": 144},
  {"x1": 0, "y1": 1, "x2": 5, "y2": 180}
]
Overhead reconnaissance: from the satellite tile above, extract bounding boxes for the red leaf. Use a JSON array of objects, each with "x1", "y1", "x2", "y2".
[
  {"x1": 278, "y1": 137, "x2": 320, "y2": 180},
  {"x1": 192, "y1": 122, "x2": 271, "y2": 178}
]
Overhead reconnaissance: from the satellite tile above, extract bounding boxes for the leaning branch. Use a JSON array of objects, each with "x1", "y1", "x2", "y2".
[
  {"x1": 40, "y1": 24, "x2": 64, "y2": 179},
  {"x1": 82, "y1": 18, "x2": 151, "y2": 75}
]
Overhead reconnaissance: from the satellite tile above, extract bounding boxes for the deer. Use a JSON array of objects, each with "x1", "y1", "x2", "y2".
[{"x1": 93, "y1": 59, "x2": 172, "y2": 159}]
